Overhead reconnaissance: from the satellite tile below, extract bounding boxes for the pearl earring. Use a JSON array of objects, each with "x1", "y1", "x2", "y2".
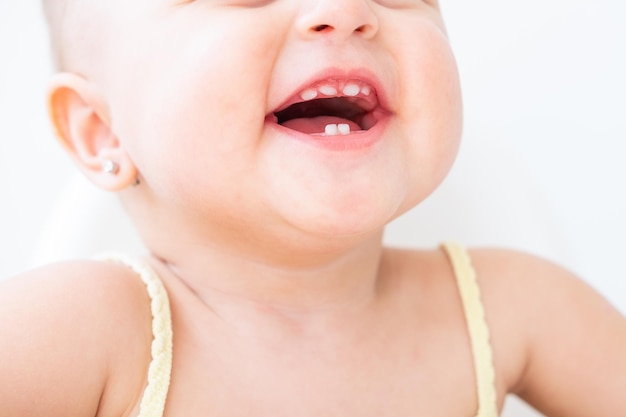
[{"x1": 103, "y1": 160, "x2": 119, "y2": 174}]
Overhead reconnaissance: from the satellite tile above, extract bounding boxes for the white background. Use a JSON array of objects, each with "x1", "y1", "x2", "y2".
[
  {"x1": 1, "y1": 0, "x2": 625, "y2": 317},
  {"x1": 0, "y1": 2, "x2": 624, "y2": 416}
]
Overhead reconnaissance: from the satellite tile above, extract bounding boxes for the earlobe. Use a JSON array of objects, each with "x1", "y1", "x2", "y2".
[{"x1": 46, "y1": 73, "x2": 138, "y2": 191}]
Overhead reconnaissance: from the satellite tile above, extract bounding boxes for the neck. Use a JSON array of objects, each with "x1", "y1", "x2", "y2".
[{"x1": 150, "y1": 231, "x2": 386, "y2": 317}]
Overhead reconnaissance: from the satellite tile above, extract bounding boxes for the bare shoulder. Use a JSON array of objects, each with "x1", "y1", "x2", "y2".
[
  {"x1": 468, "y1": 248, "x2": 626, "y2": 417},
  {"x1": 0, "y1": 260, "x2": 153, "y2": 417}
]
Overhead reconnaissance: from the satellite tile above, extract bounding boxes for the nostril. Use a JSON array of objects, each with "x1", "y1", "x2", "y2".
[{"x1": 313, "y1": 24, "x2": 331, "y2": 32}]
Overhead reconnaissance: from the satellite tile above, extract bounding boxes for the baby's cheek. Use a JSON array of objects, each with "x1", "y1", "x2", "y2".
[{"x1": 390, "y1": 28, "x2": 462, "y2": 211}]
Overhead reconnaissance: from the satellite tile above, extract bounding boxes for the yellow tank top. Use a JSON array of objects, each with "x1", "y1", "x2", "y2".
[{"x1": 103, "y1": 243, "x2": 498, "y2": 417}]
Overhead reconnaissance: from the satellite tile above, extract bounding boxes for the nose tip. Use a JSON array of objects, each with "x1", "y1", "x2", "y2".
[{"x1": 297, "y1": 0, "x2": 379, "y2": 41}]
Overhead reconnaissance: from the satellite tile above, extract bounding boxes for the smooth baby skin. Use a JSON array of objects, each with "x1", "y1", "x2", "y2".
[
  {"x1": 2, "y1": 248, "x2": 625, "y2": 416},
  {"x1": 2, "y1": 0, "x2": 626, "y2": 416}
]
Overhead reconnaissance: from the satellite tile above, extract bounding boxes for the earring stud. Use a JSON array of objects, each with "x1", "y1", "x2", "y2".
[{"x1": 103, "y1": 160, "x2": 119, "y2": 174}]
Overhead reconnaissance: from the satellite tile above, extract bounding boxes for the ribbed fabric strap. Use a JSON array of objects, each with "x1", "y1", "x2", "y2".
[
  {"x1": 96, "y1": 254, "x2": 173, "y2": 417},
  {"x1": 441, "y1": 243, "x2": 498, "y2": 417}
]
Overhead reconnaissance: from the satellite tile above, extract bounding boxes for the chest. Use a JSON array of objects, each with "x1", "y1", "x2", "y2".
[{"x1": 160, "y1": 327, "x2": 485, "y2": 417}]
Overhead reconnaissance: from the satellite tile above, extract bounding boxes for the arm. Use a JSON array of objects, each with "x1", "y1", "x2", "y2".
[
  {"x1": 0, "y1": 261, "x2": 153, "y2": 417},
  {"x1": 473, "y1": 249, "x2": 626, "y2": 417},
  {"x1": 517, "y1": 255, "x2": 626, "y2": 416}
]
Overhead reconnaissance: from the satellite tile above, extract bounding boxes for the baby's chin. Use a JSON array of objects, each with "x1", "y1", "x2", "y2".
[{"x1": 264, "y1": 189, "x2": 404, "y2": 243}]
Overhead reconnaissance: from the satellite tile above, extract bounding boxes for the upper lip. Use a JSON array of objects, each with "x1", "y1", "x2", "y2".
[{"x1": 267, "y1": 68, "x2": 390, "y2": 117}]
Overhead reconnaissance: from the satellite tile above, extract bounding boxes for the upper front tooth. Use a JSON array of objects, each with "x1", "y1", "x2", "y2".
[
  {"x1": 342, "y1": 84, "x2": 360, "y2": 97},
  {"x1": 319, "y1": 86, "x2": 338, "y2": 96},
  {"x1": 361, "y1": 85, "x2": 371, "y2": 96},
  {"x1": 301, "y1": 89, "x2": 318, "y2": 101}
]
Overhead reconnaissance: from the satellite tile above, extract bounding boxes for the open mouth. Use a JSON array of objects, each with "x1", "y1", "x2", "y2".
[{"x1": 268, "y1": 80, "x2": 383, "y2": 137}]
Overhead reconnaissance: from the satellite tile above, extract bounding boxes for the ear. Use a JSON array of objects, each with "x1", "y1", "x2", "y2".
[{"x1": 46, "y1": 73, "x2": 138, "y2": 191}]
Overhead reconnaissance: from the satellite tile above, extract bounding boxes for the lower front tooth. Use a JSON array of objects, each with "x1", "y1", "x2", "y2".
[
  {"x1": 338, "y1": 124, "x2": 350, "y2": 135},
  {"x1": 325, "y1": 124, "x2": 339, "y2": 135}
]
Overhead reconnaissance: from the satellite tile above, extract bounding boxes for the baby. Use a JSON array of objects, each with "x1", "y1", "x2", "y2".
[{"x1": 1, "y1": 1, "x2": 625, "y2": 416}]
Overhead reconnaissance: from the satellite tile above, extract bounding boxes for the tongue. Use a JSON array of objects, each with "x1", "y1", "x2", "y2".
[{"x1": 281, "y1": 116, "x2": 361, "y2": 134}]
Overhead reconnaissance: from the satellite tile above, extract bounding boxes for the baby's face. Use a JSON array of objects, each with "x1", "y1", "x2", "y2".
[{"x1": 94, "y1": 0, "x2": 461, "y2": 240}]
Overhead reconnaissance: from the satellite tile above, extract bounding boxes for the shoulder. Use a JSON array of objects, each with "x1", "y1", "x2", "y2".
[
  {"x1": 389, "y1": 246, "x2": 626, "y2": 415},
  {"x1": 0, "y1": 260, "x2": 154, "y2": 417},
  {"x1": 467, "y1": 247, "x2": 626, "y2": 416},
  {"x1": 465, "y1": 247, "x2": 622, "y2": 343},
  {"x1": 465, "y1": 247, "x2": 583, "y2": 322},
  {"x1": 387, "y1": 247, "x2": 539, "y2": 390}
]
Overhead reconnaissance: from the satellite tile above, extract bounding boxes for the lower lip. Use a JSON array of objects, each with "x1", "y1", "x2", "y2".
[{"x1": 266, "y1": 114, "x2": 391, "y2": 152}]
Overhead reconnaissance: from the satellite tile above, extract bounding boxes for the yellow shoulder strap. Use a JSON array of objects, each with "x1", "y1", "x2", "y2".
[
  {"x1": 441, "y1": 243, "x2": 498, "y2": 417},
  {"x1": 97, "y1": 254, "x2": 173, "y2": 417}
]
